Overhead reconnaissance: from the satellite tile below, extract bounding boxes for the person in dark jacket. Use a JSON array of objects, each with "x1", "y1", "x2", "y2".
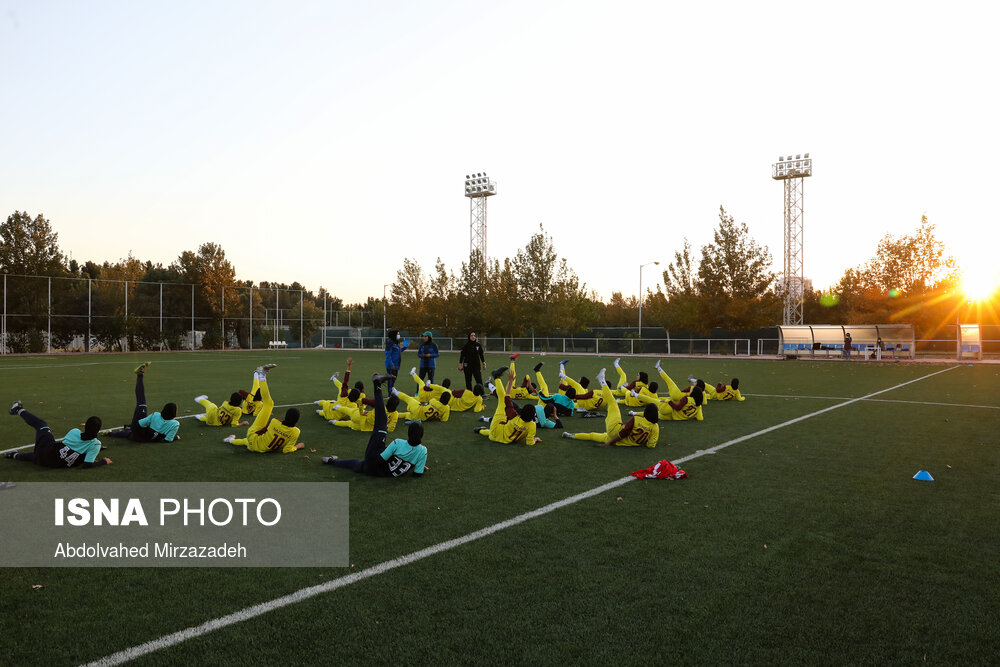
[
  {"x1": 417, "y1": 331, "x2": 440, "y2": 383},
  {"x1": 384, "y1": 329, "x2": 409, "y2": 392},
  {"x1": 459, "y1": 331, "x2": 486, "y2": 390}
]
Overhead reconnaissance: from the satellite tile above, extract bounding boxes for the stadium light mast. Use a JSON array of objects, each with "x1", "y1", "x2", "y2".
[
  {"x1": 464, "y1": 172, "x2": 497, "y2": 263},
  {"x1": 772, "y1": 153, "x2": 813, "y2": 325}
]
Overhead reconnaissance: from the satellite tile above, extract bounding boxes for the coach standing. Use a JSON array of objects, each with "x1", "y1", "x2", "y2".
[
  {"x1": 417, "y1": 331, "x2": 440, "y2": 383},
  {"x1": 459, "y1": 332, "x2": 486, "y2": 390},
  {"x1": 384, "y1": 329, "x2": 408, "y2": 392}
]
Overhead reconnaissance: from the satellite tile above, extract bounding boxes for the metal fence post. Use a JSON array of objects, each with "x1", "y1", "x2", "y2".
[
  {"x1": 249, "y1": 286, "x2": 253, "y2": 351},
  {"x1": 47, "y1": 277, "x2": 51, "y2": 353},
  {"x1": 191, "y1": 284, "x2": 195, "y2": 350},
  {"x1": 160, "y1": 283, "x2": 164, "y2": 351},
  {"x1": 300, "y1": 289, "x2": 304, "y2": 349}
]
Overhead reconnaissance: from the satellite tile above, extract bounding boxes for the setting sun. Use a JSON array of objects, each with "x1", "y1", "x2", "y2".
[{"x1": 960, "y1": 266, "x2": 1000, "y2": 302}]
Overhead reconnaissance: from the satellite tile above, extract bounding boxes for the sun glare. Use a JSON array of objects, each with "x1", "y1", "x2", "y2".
[{"x1": 960, "y1": 267, "x2": 1000, "y2": 302}]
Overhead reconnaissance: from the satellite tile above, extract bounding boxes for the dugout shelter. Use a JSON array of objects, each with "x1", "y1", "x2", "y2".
[{"x1": 779, "y1": 324, "x2": 915, "y2": 359}]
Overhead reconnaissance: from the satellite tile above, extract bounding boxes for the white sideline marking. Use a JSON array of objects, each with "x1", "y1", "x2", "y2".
[
  {"x1": 79, "y1": 365, "x2": 959, "y2": 666},
  {"x1": 748, "y1": 393, "x2": 1000, "y2": 411},
  {"x1": 0, "y1": 357, "x2": 302, "y2": 371},
  {"x1": 0, "y1": 403, "x2": 317, "y2": 455}
]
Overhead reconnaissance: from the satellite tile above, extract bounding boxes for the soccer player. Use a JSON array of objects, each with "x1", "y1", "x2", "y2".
[
  {"x1": 4, "y1": 402, "x2": 111, "y2": 468},
  {"x1": 628, "y1": 361, "x2": 705, "y2": 421},
  {"x1": 239, "y1": 374, "x2": 264, "y2": 417},
  {"x1": 330, "y1": 395, "x2": 401, "y2": 433},
  {"x1": 322, "y1": 374, "x2": 427, "y2": 478},
  {"x1": 475, "y1": 367, "x2": 540, "y2": 445},
  {"x1": 562, "y1": 369, "x2": 659, "y2": 447},
  {"x1": 107, "y1": 362, "x2": 181, "y2": 443},
  {"x1": 193, "y1": 392, "x2": 249, "y2": 428},
  {"x1": 612, "y1": 358, "x2": 655, "y2": 406},
  {"x1": 224, "y1": 365, "x2": 304, "y2": 454},
  {"x1": 555, "y1": 368, "x2": 609, "y2": 412},
  {"x1": 530, "y1": 363, "x2": 576, "y2": 417},
  {"x1": 411, "y1": 367, "x2": 486, "y2": 412},
  {"x1": 316, "y1": 358, "x2": 369, "y2": 420},
  {"x1": 705, "y1": 378, "x2": 745, "y2": 402},
  {"x1": 507, "y1": 355, "x2": 539, "y2": 399},
  {"x1": 391, "y1": 385, "x2": 451, "y2": 422}
]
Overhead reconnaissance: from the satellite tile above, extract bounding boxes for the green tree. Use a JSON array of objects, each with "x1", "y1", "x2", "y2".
[
  {"x1": 661, "y1": 238, "x2": 703, "y2": 332},
  {"x1": 696, "y1": 207, "x2": 780, "y2": 331}
]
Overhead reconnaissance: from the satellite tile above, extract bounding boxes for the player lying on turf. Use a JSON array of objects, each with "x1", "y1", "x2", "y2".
[
  {"x1": 409, "y1": 368, "x2": 486, "y2": 412},
  {"x1": 506, "y1": 354, "x2": 539, "y2": 399},
  {"x1": 322, "y1": 374, "x2": 427, "y2": 478},
  {"x1": 391, "y1": 384, "x2": 451, "y2": 422},
  {"x1": 704, "y1": 378, "x2": 745, "y2": 401},
  {"x1": 238, "y1": 372, "x2": 265, "y2": 417},
  {"x1": 528, "y1": 363, "x2": 577, "y2": 417},
  {"x1": 562, "y1": 369, "x2": 660, "y2": 447},
  {"x1": 223, "y1": 365, "x2": 304, "y2": 454},
  {"x1": 554, "y1": 365, "x2": 611, "y2": 412},
  {"x1": 316, "y1": 358, "x2": 371, "y2": 421},
  {"x1": 329, "y1": 394, "x2": 401, "y2": 432},
  {"x1": 611, "y1": 358, "x2": 657, "y2": 406},
  {"x1": 193, "y1": 391, "x2": 249, "y2": 428},
  {"x1": 475, "y1": 366, "x2": 541, "y2": 445},
  {"x1": 625, "y1": 361, "x2": 705, "y2": 421},
  {"x1": 4, "y1": 402, "x2": 111, "y2": 468},
  {"x1": 108, "y1": 362, "x2": 181, "y2": 443}
]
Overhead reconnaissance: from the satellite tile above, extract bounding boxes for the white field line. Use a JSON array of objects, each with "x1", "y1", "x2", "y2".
[
  {"x1": 0, "y1": 403, "x2": 317, "y2": 455},
  {"x1": 747, "y1": 393, "x2": 1000, "y2": 411},
  {"x1": 79, "y1": 364, "x2": 959, "y2": 667},
  {"x1": 0, "y1": 357, "x2": 302, "y2": 371}
]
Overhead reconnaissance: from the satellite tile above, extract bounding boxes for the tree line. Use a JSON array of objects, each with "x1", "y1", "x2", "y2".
[{"x1": 2, "y1": 208, "x2": 991, "y2": 353}]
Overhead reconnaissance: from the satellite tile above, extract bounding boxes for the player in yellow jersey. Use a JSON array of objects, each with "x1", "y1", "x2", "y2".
[
  {"x1": 504, "y1": 354, "x2": 539, "y2": 399},
  {"x1": 705, "y1": 378, "x2": 745, "y2": 401},
  {"x1": 562, "y1": 369, "x2": 660, "y2": 447},
  {"x1": 239, "y1": 374, "x2": 263, "y2": 417},
  {"x1": 193, "y1": 391, "x2": 249, "y2": 428},
  {"x1": 330, "y1": 394, "x2": 401, "y2": 432},
  {"x1": 224, "y1": 365, "x2": 304, "y2": 454},
  {"x1": 475, "y1": 366, "x2": 540, "y2": 445},
  {"x1": 627, "y1": 361, "x2": 705, "y2": 421},
  {"x1": 411, "y1": 365, "x2": 486, "y2": 412},
  {"x1": 391, "y1": 385, "x2": 452, "y2": 422},
  {"x1": 316, "y1": 358, "x2": 369, "y2": 420},
  {"x1": 610, "y1": 358, "x2": 656, "y2": 406}
]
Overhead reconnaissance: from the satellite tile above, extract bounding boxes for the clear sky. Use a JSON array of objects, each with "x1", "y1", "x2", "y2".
[{"x1": 2, "y1": 0, "x2": 998, "y2": 304}]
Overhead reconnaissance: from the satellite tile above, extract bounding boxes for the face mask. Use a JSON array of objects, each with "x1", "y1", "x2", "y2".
[{"x1": 396, "y1": 333, "x2": 401, "y2": 341}]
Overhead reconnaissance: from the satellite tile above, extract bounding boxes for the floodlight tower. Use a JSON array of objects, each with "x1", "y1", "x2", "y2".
[
  {"x1": 464, "y1": 172, "x2": 497, "y2": 262},
  {"x1": 772, "y1": 153, "x2": 813, "y2": 325}
]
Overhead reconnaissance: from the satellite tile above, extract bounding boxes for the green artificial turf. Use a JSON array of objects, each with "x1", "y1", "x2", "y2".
[{"x1": 1, "y1": 351, "x2": 998, "y2": 665}]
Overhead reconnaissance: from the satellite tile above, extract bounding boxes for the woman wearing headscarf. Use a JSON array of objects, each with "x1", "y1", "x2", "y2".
[{"x1": 459, "y1": 331, "x2": 486, "y2": 390}]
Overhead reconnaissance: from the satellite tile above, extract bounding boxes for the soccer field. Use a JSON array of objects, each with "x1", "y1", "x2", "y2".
[{"x1": 1, "y1": 351, "x2": 998, "y2": 666}]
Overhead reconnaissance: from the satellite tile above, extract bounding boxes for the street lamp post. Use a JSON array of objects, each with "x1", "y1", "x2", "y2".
[{"x1": 638, "y1": 261, "x2": 660, "y2": 339}]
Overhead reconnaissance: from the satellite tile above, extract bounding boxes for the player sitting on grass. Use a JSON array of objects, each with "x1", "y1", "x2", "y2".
[
  {"x1": 475, "y1": 366, "x2": 542, "y2": 445},
  {"x1": 4, "y1": 402, "x2": 111, "y2": 468},
  {"x1": 108, "y1": 362, "x2": 180, "y2": 443},
  {"x1": 322, "y1": 374, "x2": 427, "y2": 478},
  {"x1": 626, "y1": 361, "x2": 705, "y2": 421},
  {"x1": 329, "y1": 394, "x2": 401, "y2": 432},
  {"x1": 194, "y1": 391, "x2": 249, "y2": 428},
  {"x1": 224, "y1": 365, "x2": 304, "y2": 454},
  {"x1": 409, "y1": 368, "x2": 485, "y2": 412},
  {"x1": 562, "y1": 369, "x2": 659, "y2": 447}
]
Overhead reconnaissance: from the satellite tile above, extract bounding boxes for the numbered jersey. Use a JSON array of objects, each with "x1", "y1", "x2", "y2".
[{"x1": 247, "y1": 420, "x2": 302, "y2": 453}]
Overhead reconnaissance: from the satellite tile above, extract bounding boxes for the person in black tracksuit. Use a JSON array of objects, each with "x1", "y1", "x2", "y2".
[{"x1": 459, "y1": 332, "x2": 486, "y2": 390}]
